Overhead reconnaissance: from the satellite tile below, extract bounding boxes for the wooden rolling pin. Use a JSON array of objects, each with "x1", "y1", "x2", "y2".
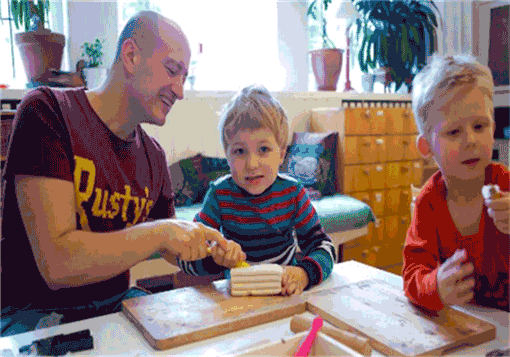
[{"x1": 290, "y1": 314, "x2": 372, "y2": 356}]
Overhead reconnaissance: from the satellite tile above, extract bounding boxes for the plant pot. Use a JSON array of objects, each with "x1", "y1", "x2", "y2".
[
  {"x1": 15, "y1": 29, "x2": 65, "y2": 84},
  {"x1": 310, "y1": 49, "x2": 344, "y2": 91},
  {"x1": 361, "y1": 73, "x2": 376, "y2": 93},
  {"x1": 83, "y1": 68, "x2": 107, "y2": 89}
]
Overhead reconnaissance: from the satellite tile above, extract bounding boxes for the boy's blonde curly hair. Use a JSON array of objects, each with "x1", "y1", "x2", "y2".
[
  {"x1": 218, "y1": 84, "x2": 289, "y2": 152},
  {"x1": 412, "y1": 54, "x2": 494, "y2": 139}
]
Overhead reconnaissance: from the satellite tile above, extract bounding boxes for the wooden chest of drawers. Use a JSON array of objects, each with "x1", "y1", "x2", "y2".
[{"x1": 309, "y1": 100, "x2": 424, "y2": 275}]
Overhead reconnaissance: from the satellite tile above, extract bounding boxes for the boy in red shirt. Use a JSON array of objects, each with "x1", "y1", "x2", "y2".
[{"x1": 403, "y1": 54, "x2": 509, "y2": 312}]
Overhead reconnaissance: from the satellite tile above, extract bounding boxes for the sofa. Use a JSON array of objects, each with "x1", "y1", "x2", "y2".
[{"x1": 135, "y1": 128, "x2": 375, "y2": 292}]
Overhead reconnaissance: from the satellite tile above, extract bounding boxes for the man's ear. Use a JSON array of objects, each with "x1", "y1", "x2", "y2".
[
  {"x1": 122, "y1": 38, "x2": 140, "y2": 75},
  {"x1": 416, "y1": 135, "x2": 433, "y2": 158}
]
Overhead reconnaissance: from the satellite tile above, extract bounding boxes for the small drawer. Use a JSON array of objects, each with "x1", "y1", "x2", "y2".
[
  {"x1": 343, "y1": 244, "x2": 382, "y2": 268},
  {"x1": 351, "y1": 191, "x2": 385, "y2": 217},
  {"x1": 344, "y1": 165, "x2": 370, "y2": 192},
  {"x1": 344, "y1": 108, "x2": 372, "y2": 135},
  {"x1": 345, "y1": 136, "x2": 387, "y2": 164},
  {"x1": 385, "y1": 162, "x2": 412, "y2": 189},
  {"x1": 411, "y1": 160, "x2": 424, "y2": 187},
  {"x1": 402, "y1": 107, "x2": 418, "y2": 134},
  {"x1": 384, "y1": 188, "x2": 412, "y2": 216},
  {"x1": 371, "y1": 107, "x2": 387, "y2": 134},
  {"x1": 383, "y1": 215, "x2": 411, "y2": 249},
  {"x1": 403, "y1": 135, "x2": 420, "y2": 160}
]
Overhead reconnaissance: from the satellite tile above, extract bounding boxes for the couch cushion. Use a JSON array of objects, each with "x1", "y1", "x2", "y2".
[
  {"x1": 280, "y1": 131, "x2": 339, "y2": 199},
  {"x1": 311, "y1": 194, "x2": 375, "y2": 233}
]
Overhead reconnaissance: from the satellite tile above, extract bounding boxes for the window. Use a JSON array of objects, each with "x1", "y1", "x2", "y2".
[
  {"x1": 307, "y1": 1, "x2": 365, "y2": 93},
  {"x1": 0, "y1": 0, "x2": 65, "y2": 88},
  {"x1": 118, "y1": 0, "x2": 280, "y2": 91}
]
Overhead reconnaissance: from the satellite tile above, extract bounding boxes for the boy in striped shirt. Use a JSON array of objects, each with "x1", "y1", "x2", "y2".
[{"x1": 178, "y1": 84, "x2": 336, "y2": 295}]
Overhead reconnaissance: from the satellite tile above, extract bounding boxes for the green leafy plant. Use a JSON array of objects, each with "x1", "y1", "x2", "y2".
[
  {"x1": 350, "y1": 0, "x2": 441, "y2": 92},
  {"x1": 81, "y1": 38, "x2": 105, "y2": 68},
  {"x1": 10, "y1": 0, "x2": 49, "y2": 32},
  {"x1": 307, "y1": 0, "x2": 336, "y2": 49}
]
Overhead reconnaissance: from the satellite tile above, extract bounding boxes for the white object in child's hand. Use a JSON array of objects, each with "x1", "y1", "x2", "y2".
[
  {"x1": 230, "y1": 264, "x2": 282, "y2": 297},
  {"x1": 482, "y1": 184, "x2": 501, "y2": 201}
]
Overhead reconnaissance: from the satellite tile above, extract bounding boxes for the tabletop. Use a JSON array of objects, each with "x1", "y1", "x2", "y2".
[{"x1": 1, "y1": 261, "x2": 508, "y2": 356}]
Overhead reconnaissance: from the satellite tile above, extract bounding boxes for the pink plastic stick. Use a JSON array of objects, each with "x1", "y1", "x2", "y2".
[{"x1": 293, "y1": 315, "x2": 323, "y2": 357}]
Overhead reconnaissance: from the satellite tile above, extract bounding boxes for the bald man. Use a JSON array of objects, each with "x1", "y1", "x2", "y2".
[{"x1": 1, "y1": 11, "x2": 232, "y2": 336}]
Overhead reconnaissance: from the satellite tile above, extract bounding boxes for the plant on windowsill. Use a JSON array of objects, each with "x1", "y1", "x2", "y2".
[
  {"x1": 307, "y1": 0, "x2": 345, "y2": 91},
  {"x1": 9, "y1": 0, "x2": 66, "y2": 87},
  {"x1": 80, "y1": 38, "x2": 107, "y2": 89},
  {"x1": 350, "y1": 0, "x2": 441, "y2": 93}
]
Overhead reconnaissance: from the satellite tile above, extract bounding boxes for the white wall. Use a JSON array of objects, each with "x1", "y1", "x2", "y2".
[
  {"x1": 277, "y1": 1, "x2": 309, "y2": 91},
  {"x1": 66, "y1": 0, "x2": 118, "y2": 71}
]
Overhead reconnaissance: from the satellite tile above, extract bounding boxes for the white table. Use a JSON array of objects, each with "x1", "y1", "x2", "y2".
[{"x1": 1, "y1": 261, "x2": 508, "y2": 356}]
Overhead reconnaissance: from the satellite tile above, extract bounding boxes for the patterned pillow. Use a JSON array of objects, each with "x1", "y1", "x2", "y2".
[
  {"x1": 169, "y1": 153, "x2": 206, "y2": 207},
  {"x1": 196, "y1": 156, "x2": 231, "y2": 203},
  {"x1": 280, "y1": 131, "x2": 339, "y2": 198}
]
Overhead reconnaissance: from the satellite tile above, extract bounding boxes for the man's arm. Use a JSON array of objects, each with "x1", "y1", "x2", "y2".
[{"x1": 16, "y1": 176, "x2": 227, "y2": 290}]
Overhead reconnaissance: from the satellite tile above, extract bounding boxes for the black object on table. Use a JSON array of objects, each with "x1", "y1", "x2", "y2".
[
  {"x1": 487, "y1": 348, "x2": 510, "y2": 357},
  {"x1": 19, "y1": 329, "x2": 93, "y2": 356}
]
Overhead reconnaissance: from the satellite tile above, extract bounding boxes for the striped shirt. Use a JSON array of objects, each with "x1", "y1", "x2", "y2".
[{"x1": 178, "y1": 174, "x2": 336, "y2": 289}]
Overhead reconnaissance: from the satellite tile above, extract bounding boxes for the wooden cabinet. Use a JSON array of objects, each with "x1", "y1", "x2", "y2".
[{"x1": 311, "y1": 100, "x2": 423, "y2": 276}]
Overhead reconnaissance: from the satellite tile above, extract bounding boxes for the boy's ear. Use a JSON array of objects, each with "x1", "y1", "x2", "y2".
[
  {"x1": 279, "y1": 145, "x2": 287, "y2": 163},
  {"x1": 416, "y1": 135, "x2": 433, "y2": 158}
]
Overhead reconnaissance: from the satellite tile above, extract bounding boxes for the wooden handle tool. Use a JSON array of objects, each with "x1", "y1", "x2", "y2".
[{"x1": 290, "y1": 313, "x2": 372, "y2": 356}]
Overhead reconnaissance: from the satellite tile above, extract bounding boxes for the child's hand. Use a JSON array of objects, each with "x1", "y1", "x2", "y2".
[
  {"x1": 281, "y1": 266, "x2": 309, "y2": 296},
  {"x1": 484, "y1": 190, "x2": 509, "y2": 235},
  {"x1": 437, "y1": 249, "x2": 475, "y2": 307},
  {"x1": 209, "y1": 239, "x2": 246, "y2": 269}
]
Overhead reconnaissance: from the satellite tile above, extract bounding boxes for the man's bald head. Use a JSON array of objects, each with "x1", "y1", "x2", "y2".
[{"x1": 114, "y1": 11, "x2": 188, "y2": 64}]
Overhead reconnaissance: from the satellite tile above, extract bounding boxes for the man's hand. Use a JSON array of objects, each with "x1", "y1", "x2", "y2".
[
  {"x1": 485, "y1": 190, "x2": 509, "y2": 235},
  {"x1": 281, "y1": 266, "x2": 309, "y2": 296},
  {"x1": 437, "y1": 249, "x2": 475, "y2": 306},
  {"x1": 209, "y1": 240, "x2": 246, "y2": 268},
  {"x1": 160, "y1": 220, "x2": 228, "y2": 262}
]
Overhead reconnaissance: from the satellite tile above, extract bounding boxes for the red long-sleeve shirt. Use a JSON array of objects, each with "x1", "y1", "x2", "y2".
[{"x1": 403, "y1": 163, "x2": 509, "y2": 312}]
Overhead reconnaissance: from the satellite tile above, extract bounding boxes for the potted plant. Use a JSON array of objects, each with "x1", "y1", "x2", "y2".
[
  {"x1": 10, "y1": 0, "x2": 66, "y2": 86},
  {"x1": 307, "y1": 0, "x2": 345, "y2": 91},
  {"x1": 350, "y1": 0, "x2": 441, "y2": 93},
  {"x1": 81, "y1": 38, "x2": 106, "y2": 89}
]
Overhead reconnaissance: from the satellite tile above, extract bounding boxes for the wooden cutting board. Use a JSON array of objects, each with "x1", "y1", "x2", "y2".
[
  {"x1": 122, "y1": 283, "x2": 306, "y2": 351},
  {"x1": 306, "y1": 279, "x2": 497, "y2": 356}
]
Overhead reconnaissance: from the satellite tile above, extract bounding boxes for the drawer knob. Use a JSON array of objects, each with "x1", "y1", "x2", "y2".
[
  {"x1": 403, "y1": 111, "x2": 411, "y2": 119},
  {"x1": 401, "y1": 167, "x2": 409, "y2": 173},
  {"x1": 363, "y1": 169, "x2": 370, "y2": 176},
  {"x1": 403, "y1": 140, "x2": 410, "y2": 146},
  {"x1": 376, "y1": 138, "x2": 384, "y2": 145},
  {"x1": 363, "y1": 110, "x2": 371, "y2": 119}
]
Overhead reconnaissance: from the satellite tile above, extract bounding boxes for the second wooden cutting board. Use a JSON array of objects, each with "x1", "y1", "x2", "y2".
[{"x1": 122, "y1": 285, "x2": 306, "y2": 351}]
